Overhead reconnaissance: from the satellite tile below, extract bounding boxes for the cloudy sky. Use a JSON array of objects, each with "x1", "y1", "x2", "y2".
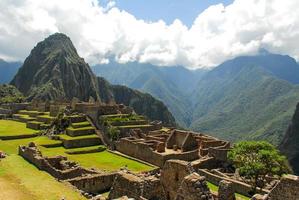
[{"x1": 0, "y1": 0, "x2": 299, "y2": 69}]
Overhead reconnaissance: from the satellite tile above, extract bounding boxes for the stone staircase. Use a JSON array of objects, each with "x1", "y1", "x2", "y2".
[{"x1": 60, "y1": 115, "x2": 102, "y2": 149}]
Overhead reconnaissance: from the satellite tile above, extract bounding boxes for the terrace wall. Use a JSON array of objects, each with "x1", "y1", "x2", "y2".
[
  {"x1": 61, "y1": 137, "x2": 102, "y2": 149},
  {"x1": 67, "y1": 173, "x2": 116, "y2": 194}
]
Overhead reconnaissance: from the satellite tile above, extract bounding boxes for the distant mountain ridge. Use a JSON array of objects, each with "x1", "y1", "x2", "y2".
[
  {"x1": 92, "y1": 61, "x2": 207, "y2": 127},
  {"x1": 0, "y1": 59, "x2": 21, "y2": 84},
  {"x1": 94, "y1": 52, "x2": 299, "y2": 146},
  {"x1": 9, "y1": 33, "x2": 176, "y2": 125}
]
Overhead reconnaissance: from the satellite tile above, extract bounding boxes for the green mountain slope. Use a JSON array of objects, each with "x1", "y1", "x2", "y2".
[
  {"x1": 280, "y1": 103, "x2": 299, "y2": 175},
  {"x1": 92, "y1": 61, "x2": 206, "y2": 127},
  {"x1": 191, "y1": 63, "x2": 299, "y2": 145},
  {"x1": 94, "y1": 52, "x2": 299, "y2": 146}
]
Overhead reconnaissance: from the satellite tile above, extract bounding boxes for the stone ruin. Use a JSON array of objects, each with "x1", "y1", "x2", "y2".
[
  {"x1": 251, "y1": 174, "x2": 299, "y2": 200},
  {"x1": 218, "y1": 180, "x2": 236, "y2": 200},
  {"x1": 109, "y1": 160, "x2": 216, "y2": 200},
  {"x1": 19, "y1": 143, "x2": 116, "y2": 196},
  {"x1": 115, "y1": 129, "x2": 230, "y2": 168},
  {"x1": 109, "y1": 170, "x2": 166, "y2": 200},
  {"x1": 176, "y1": 173, "x2": 214, "y2": 200}
]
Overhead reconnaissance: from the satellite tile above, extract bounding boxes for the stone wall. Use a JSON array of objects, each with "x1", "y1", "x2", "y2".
[
  {"x1": 67, "y1": 173, "x2": 116, "y2": 194},
  {"x1": 175, "y1": 173, "x2": 214, "y2": 200},
  {"x1": 166, "y1": 130, "x2": 198, "y2": 152},
  {"x1": 197, "y1": 169, "x2": 269, "y2": 197},
  {"x1": 19, "y1": 145, "x2": 98, "y2": 180},
  {"x1": 109, "y1": 171, "x2": 165, "y2": 200},
  {"x1": 161, "y1": 160, "x2": 192, "y2": 200},
  {"x1": 267, "y1": 174, "x2": 299, "y2": 200},
  {"x1": 208, "y1": 147, "x2": 229, "y2": 162},
  {"x1": 116, "y1": 138, "x2": 199, "y2": 167},
  {"x1": 62, "y1": 137, "x2": 102, "y2": 149},
  {"x1": 19, "y1": 144, "x2": 115, "y2": 194}
]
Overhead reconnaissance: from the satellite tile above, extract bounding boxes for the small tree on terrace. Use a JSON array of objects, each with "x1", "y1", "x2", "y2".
[{"x1": 228, "y1": 141, "x2": 291, "y2": 193}]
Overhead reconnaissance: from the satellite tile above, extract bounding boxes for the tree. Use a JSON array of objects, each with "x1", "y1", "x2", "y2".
[{"x1": 228, "y1": 141, "x2": 291, "y2": 193}]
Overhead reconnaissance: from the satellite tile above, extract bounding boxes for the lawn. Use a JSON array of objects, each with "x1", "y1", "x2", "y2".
[
  {"x1": 40, "y1": 146, "x2": 155, "y2": 172},
  {"x1": 0, "y1": 120, "x2": 38, "y2": 137},
  {"x1": 0, "y1": 135, "x2": 154, "y2": 172},
  {"x1": 0, "y1": 136, "x2": 61, "y2": 154},
  {"x1": 0, "y1": 155, "x2": 86, "y2": 200},
  {"x1": 207, "y1": 181, "x2": 251, "y2": 200}
]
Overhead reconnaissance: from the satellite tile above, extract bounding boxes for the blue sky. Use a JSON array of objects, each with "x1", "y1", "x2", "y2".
[{"x1": 100, "y1": 0, "x2": 233, "y2": 27}]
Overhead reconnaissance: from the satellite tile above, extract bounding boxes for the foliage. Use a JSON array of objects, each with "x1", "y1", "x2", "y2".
[
  {"x1": 0, "y1": 84, "x2": 24, "y2": 104},
  {"x1": 107, "y1": 126, "x2": 120, "y2": 141},
  {"x1": 228, "y1": 141, "x2": 291, "y2": 192}
]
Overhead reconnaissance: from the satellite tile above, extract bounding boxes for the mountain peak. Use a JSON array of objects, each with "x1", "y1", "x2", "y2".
[{"x1": 11, "y1": 33, "x2": 100, "y2": 101}]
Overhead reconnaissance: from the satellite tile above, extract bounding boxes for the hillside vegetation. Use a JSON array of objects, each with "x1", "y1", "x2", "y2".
[{"x1": 94, "y1": 52, "x2": 299, "y2": 146}]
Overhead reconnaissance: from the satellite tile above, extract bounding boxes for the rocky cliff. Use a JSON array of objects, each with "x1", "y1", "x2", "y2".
[
  {"x1": 10, "y1": 33, "x2": 175, "y2": 125},
  {"x1": 280, "y1": 102, "x2": 299, "y2": 175},
  {"x1": 11, "y1": 33, "x2": 100, "y2": 101}
]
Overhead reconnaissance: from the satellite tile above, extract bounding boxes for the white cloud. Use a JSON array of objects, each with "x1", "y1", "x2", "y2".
[{"x1": 0, "y1": 0, "x2": 299, "y2": 68}]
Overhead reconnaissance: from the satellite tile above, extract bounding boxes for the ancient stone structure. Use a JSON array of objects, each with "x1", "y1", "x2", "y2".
[
  {"x1": 19, "y1": 144, "x2": 116, "y2": 195},
  {"x1": 166, "y1": 130, "x2": 198, "y2": 152},
  {"x1": 109, "y1": 171, "x2": 165, "y2": 200},
  {"x1": 267, "y1": 174, "x2": 299, "y2": 200},
  {"x1": 116, "y1": 136, "x2": 199, "y2": 167},
  {"x1": 115, "y1": 129, "x2": 230, "y2": 168},
  {"x1": 218, "y1": 180, "x2": 236, "y2": 200},
  {"x1": 175, "y1": 173, "x2": 214, "y2": 200},
  {"x1": 161, "y1": 160, "x2": 193, "y2": 199}
]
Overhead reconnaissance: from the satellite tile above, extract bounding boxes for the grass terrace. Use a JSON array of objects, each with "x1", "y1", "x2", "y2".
[
  {"x1": 0, "y1": 137, "x2": 62, "y2": 154},
  {"x1": 59, "y1": 134, "x2": 99, "y2": 141},
  {"x1": 0, "y1": 120, "x2": 39, "y2": 138},
  {"x1": 40, "y1": 146, "x2": 154, "y2": 172}
]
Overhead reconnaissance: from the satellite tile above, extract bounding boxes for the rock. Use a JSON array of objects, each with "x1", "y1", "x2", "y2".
[
  {"x1": 218, "y1": 180, "x2": 235, "y2": 200},
  {"x1": 175, "y1": 173, "x2": 214, "y2": 200}
]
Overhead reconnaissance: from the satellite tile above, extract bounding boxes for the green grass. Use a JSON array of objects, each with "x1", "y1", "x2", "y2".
[
  {"x1": 71, "y1": 121, "x2": 90, "y2": 127},
  {"x1": 0, "y1": 120, "x2": 39, "y2": 137},
  {"x1": 38, "y1": 115, "x2": 54, "y2": 119},
  {"x1": 207, "y1": 181, "x2": 250, "y2": 200},
  {"x1": 59, "y1": 134, "x2": 99, "y2": 140},
  {"x1": 67, "y1": 126, "x2": 94, "y2": 131},
  {"x1": 40, "y1": 146, "x2": 154, "y2": 172},
  {"x1": 116, "y1": 124, "x2": 152, "y2": 128},
  {"x1": 0, "y1": 136, "x2": 153, "y2": 172},
  {"x1": 0, "y1": 155, "x2": 86, "y2": 200},
  {"x1": 65, "y1": 145, "x2": 106, "y2": 154},
  {"x1": 0, "y1": 137, "x2": 61, "y2": 154}
]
